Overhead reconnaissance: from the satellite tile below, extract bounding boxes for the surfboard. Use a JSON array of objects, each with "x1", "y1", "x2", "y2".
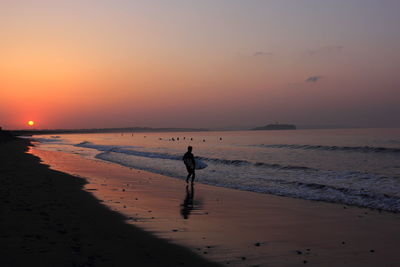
[
  {"x1": 184, "y1": 158, "x2": 207, "y2": 170},
  {"x1": 194, "y1": 159, "x2": 207, "y2": 170}
]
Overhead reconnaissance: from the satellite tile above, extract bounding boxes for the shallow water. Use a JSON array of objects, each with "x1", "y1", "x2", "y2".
[{"x1": 32, "y1": 128, "x2": 400, "y2": 212}]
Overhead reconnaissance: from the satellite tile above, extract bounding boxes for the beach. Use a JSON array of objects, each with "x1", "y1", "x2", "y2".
[
  {"x1": 0, "y1": 136, "x2": 221, "y2": 267},
  {"x1": 1, "y1": 134, "x2": 399, "y2": 266}
]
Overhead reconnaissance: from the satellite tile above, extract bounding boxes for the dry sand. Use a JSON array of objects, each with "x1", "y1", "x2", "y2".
[
  {"x1": 0, "y1": 136, "x2": 221, "y2": 267},
  {"x1": 30, "y1": 140, "x2": 400, "y2": 266}
]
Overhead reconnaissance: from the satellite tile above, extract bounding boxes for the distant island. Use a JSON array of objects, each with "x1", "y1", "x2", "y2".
[{"x1": 251, "y1": 123, "x2": 296, "y2": 131}]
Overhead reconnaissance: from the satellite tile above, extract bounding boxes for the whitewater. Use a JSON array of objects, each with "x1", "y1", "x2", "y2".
[{"x1": 32, "y1": 128, "x2": 400, "y2": 212}]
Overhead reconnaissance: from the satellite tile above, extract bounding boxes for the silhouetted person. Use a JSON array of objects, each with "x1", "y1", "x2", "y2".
[
  {"x1": 180, "y1": 184, "x2": 195, "y2": 219},
  {"x1": 183, "y1": 146, "x2": 195, "y2": 183}
]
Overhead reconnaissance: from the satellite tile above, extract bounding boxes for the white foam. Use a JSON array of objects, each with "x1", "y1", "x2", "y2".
[
  {"x1": 96, "y1": 151, "x2": 400, "y2": 212},
  {"x1": 76, "y1": 141, "x2": 208, "y2": 169},
  {"x1": 33, "y1": 135, "x2": 400, "y2": 212},
  {"x1": 33, "y1": 137, "x2": 66, "y2": 143}
]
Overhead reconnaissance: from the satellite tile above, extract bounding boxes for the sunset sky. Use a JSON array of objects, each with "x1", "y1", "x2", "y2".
[{"x1": 1, "y1": 0, "x2": 399, "y2": 130}]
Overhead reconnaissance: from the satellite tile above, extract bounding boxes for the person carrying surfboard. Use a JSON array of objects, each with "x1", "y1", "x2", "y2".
[{"x1": 183, "y1": 146, "x2": 196, "y2": 183}]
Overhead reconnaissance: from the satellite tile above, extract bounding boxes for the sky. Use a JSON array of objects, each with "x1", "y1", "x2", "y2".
[{"x1": 1, "y1": 0, "x2": 399, "y2": 130}]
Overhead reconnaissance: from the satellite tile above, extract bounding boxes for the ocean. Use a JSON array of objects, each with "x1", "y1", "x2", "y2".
[{"x1": 32, "y1": 128, "x2": 400, "y2": 212}]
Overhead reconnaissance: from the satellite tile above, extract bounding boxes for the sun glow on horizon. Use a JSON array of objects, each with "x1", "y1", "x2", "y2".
[{"x1": 0, "y1": 1, "x2": 399, "y2": 130}]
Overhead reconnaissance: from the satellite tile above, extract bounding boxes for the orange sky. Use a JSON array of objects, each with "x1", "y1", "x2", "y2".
[{"x1": 1, "y1": 1, "x2": 399, "y2": 129}]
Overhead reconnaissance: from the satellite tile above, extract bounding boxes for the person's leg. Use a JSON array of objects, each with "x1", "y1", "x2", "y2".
[
  {"x1": 186, "y1": 166, "x2": 192, "y2": 183},
  {"x1": 191, "y1": 170, "x2": 195, "y2": 183}
]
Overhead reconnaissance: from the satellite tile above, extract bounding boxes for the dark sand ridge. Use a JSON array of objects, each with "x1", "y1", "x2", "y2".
[
  {"x1": 0, "y1": 136, "x2": 221, "y2": 267},
  {"x1": 31, "y1": 140, "x2": 400, "y2": 266}
]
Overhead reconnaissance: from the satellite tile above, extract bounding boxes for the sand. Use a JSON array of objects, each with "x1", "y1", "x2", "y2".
[
  {"x1": 0, "y1": 136, "x2": 221, "y2": 267},
  {"x1": 2, "y1": 134, "x2": 400, "y2": 266}
]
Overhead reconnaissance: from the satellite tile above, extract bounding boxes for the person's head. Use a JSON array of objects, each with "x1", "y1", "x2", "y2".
[{"x1": 187, "y1": 146, "x2": 193, "y2": 152}]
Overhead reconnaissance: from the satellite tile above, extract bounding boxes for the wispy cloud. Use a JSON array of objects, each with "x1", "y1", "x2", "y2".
[
  {"x1": 253, "y1": 51, "x2": 273, "y2": 57},
  {"x1": 305, "y1": 76, "x2": 322, "y2": 83},
  {"x1": 307, "y1": 46, "x2": 343, "y2": 56}
]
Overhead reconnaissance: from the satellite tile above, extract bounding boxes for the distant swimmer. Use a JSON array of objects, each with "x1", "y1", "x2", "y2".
[{"x1": 183, "y1": 146, "x2": 196, "y2": 183}]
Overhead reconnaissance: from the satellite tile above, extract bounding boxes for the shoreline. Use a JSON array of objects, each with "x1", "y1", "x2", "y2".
[
  {"x1": 30, "y1": 139, "x2": 400, "y2": 266},
  {"x1": 0, "y1": 137, "x2": 221, "y2": 266}
]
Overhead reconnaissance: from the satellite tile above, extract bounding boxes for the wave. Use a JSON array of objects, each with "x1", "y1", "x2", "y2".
[
  {"x1": 254, "y1": 144, "x2": 400, "y2": 154},
  {"x1": 76, "y1": 142, "x2": 318, "y2": 171},
  {"x1": 197, "y1": 156, "x2": 316, "y2": 171},
  {"x1": 33, "y1": 137, "x2": 66, "y2": 143},
  {"x1": 281, "y1": 180, "x2": 400, "y2": 212},
  {"x1": 76, "y1": 141, "x2": 141, "y2": 152},
  {"x1": 206, "y1": 177, "x2": 400, "y2": 212},
  {"x1": 72, "y1": 141, "x2": 400, "y2": 212},
  {"x1": 75, "y1": 141, "x2": 208, "y2": 169},
  {"x1": 95, "y1": 149, "x2": 400, "y2": 212},
  {"x1": 76, "y1": 141, "x2": 318, "y2": 171},
  {"x1": 197, "y1": 156, "x2": 250, "y2": 166}
]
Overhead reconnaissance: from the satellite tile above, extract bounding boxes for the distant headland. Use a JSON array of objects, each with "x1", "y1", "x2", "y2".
[
  {"x1": 8, "y1": 127, "x2": 209, "y2": 136},
  {"x1": 251, "y1": 123, "x2": 296, "y2": 131}
]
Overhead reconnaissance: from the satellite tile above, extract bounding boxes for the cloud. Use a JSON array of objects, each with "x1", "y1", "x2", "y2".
[
  {"x1": 307, "y1": 46, "x2": 343, "y2": 56},
  {"x1": 253, "y1": 51, "x2": 273, "y2": 57},
  {"x1": 305, "y1": 76, "x2": 322, "y2": 83}
]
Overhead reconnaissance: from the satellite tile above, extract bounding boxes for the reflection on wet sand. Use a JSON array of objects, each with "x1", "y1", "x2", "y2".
[{"x1": 180, "y1": 184, "x2": 202, "y2": 219}]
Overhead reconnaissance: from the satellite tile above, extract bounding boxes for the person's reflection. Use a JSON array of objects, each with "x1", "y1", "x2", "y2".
[{"x1": 180, "y1": 184, "x2": 195, "y2": 219}]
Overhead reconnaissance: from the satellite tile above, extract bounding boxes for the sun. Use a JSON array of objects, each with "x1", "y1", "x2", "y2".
[{"x1": 28, "y1": 120, "x2": 35, "y2": 126}]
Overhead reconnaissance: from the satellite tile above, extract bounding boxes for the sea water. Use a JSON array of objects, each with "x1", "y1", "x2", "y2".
[{"x1": 32, "y1": 128, "x2": 400, "y2": 212}]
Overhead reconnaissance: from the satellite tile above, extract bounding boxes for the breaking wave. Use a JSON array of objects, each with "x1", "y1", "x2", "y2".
[
  {"x1": 73, "y1": 141, "x2": 400, "y2": 212},
  {"x1": 254, "y1": 144, "x2": 400, "y2": 154},
  {"x1": 75, "y1": 141, "x2": 208, "y2": 169},
  {"x1": 76, "y1": 142, "x2": 317, "y2": 171}
]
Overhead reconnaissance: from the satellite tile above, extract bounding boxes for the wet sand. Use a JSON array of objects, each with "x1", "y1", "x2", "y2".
[
  {"x1": 0, "y1": 137, "x2": 221, "y2": 266},
  {"x1": 30, "y1": 141, "x2": 400, "y2": 266}
]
